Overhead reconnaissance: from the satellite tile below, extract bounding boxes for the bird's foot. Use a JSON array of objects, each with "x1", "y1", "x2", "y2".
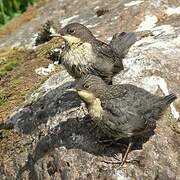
[
  {"x1": 101, "y1": 153, "x2": 139, "y2": 166},
  {"x1": 101, "y1": 154, "x2": 127, "y2": 166},
  {"x1": 101, "y1": 142, "x2": 135, "y2": 167}
]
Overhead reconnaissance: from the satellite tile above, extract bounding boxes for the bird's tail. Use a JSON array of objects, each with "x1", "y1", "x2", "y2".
[
  {"x1": 144, "y1": 93, "x2": 177, "y2": 121},
  {"x1": 161, "y1": 93, "x2": 177, "y2": 106},
  {"x1": 109, "y1": 32, "x2": 137, "y2": 58}
]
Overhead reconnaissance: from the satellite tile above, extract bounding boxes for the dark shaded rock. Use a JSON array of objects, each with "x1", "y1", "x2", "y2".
[{"x1": 96, "y1": 8, "x2": 110, "y2": 17}]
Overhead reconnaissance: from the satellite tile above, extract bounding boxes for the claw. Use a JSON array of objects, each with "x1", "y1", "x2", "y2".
[{"x1": 101, "y1": 142, "x2": 133, "y2": 167}]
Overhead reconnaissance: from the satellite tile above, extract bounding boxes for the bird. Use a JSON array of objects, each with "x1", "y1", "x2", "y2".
[
  {"x1": 51, "y1": 23, "x2": 136, "y2": 84},
  {"x1": 74, "y1": 74, "x2": 177, "y2": 165}
]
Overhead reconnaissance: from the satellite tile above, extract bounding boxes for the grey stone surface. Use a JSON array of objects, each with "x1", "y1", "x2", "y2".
[{"x1": 0, "y1": 0, "x2": 180, "y2": 179}]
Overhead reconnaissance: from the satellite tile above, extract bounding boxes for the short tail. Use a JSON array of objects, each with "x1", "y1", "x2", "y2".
[
  {"x1": 109, "y1": 32, "x2": 137, "y2": 57},
  {"x1": 144, "y1": 93, "x2": 177, "y2": 120},
  {"x1": 162, "y1": 93, "x2": 177, "y2": 106}
]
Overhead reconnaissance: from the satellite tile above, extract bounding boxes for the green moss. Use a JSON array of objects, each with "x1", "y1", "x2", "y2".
[
  {"x1": 4, "y1": 61, "x2": 18, "y2": 71},
  {"x1": 0, "y1": 61, "x2": 19, "y2": 77},
  {"x1": 0, "y1": 70, "x2": 7, "y2": 77},
  {"x1": 10, "y1": 78, "x2": 21, "y2": 86},
  {"x1": 0, "y1": 92, "x2": 8, "y2": 106}
]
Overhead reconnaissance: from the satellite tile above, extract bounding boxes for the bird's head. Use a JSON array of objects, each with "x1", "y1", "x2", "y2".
[
  {"x1": 52, "y1": 23, "x2": 96, "y2": 46},
  {"x1": 75, "y1": 74, "x2": 107, "y2": 104}
]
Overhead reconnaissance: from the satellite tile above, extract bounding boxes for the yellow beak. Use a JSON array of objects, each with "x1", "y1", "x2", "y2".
[
  {"x1": 61, "y1": 35, "x2": 81, "y2": 45},
  {"x1": 50, "y1": 33, "x2": 62, "y2": 37}
]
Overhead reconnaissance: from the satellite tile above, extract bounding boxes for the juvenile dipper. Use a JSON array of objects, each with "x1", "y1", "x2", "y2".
[
  {"x1": 75, "y1": 74, "x2": 177, "y2": 165},
  {"x1": 52, "y1": 23, "x2": 136, "y2": 84}
]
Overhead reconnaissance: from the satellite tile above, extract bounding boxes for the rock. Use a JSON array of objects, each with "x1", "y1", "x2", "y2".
[{"x1": 0, "y1": 0, "x2": 180, "y2": 179}]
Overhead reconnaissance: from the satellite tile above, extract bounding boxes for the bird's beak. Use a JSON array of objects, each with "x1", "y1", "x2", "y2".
[
  {"x1": 50, "y1": 33, "x2": 62, "y2": 37},
  {"x1": 50, "y1": 33, "x2": 81, "y2": 45},
  {"x1": 65, "y1": 88, "x2": 77, "y2": 92},
  {"x1": 61, "y1": 35, "x2": 81, "y2": 45}
]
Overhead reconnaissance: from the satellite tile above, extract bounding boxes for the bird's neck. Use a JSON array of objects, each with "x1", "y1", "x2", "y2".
[
  {"x1": 88, "y1": 98, "x2": 103, "y2": 118},
  {"x1": 62, "y1": 41, "x2": 95, "y2": 66}
]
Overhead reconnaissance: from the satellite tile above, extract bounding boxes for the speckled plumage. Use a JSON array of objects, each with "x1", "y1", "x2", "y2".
[
  {"x1": 58, "y1": 23, "x2": 136, "y2": 84},
  {"x1": 75, "y1": 75, "x2": 177, "y2": 139}
]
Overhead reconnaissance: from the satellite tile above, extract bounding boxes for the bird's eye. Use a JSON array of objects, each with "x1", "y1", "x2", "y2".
[
  {"x1": 84, "y1": 84, "x2": 90, "y2": 89},
  {"x1": 69, "y1": 29, "x2": 75, "y2": 34}
]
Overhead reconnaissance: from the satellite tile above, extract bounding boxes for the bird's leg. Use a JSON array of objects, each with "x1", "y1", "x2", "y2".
[
  {"x1": 120, "y1": 142, "x2": 133, "y2": 166},
  {"x1": 101, "y1": 142, "x2": 133, "y2": 166}
]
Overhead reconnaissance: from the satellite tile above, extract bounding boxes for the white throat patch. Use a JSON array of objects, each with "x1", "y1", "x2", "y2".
[
  {"x1": 62, "y1": 39, "x2": 95, "y2": 66},
  {"x1": 77, "y1": 90, "x2": 103, "y2": 118},
  {"x1": 89, "y1": 98, "x2": 103, "y2": 118}
]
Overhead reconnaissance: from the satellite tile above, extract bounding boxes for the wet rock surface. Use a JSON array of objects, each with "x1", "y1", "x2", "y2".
[{"x1": 0, "y1": 0, "x2": 180, "y2": 179}]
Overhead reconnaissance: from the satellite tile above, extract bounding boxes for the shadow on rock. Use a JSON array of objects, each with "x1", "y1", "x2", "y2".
[
  {"x1": 5, "y1": 81, "x2": 81, "y2": 134},
  {"x1": 17, "y1": 116, "x2": 154, "y2": 179}
]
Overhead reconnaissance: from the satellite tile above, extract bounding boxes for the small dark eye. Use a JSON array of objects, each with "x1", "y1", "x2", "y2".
[
  {"x1": 84, "y1": 84, "x2": 90, "y2": 89},
  {"x1": 69, "y1": 29, "x2": 75, "y2": 34}
]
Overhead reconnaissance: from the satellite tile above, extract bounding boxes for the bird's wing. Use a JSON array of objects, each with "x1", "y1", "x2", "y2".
[
  {"x1": 101, "y1": 83, "x2": 164, "y2": 136},
  {"x1": 110, "y1": 32, "x2": 136, "y2": 74},
  {"x1": 94, "y1": 40, "x2": 124, "y2": 75},
  {"x1": 94, "y1": 40, "x2": 118, "y2": 63},
  {"x1": 100, "y1": 84, "x2": 174, "y2": 136},
  {"x1": 109, "y1": 32, "x2": 137, "y2": 58},
  {"x1": 101, "y1": 98, "x2": 147, "y2": 134}
]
